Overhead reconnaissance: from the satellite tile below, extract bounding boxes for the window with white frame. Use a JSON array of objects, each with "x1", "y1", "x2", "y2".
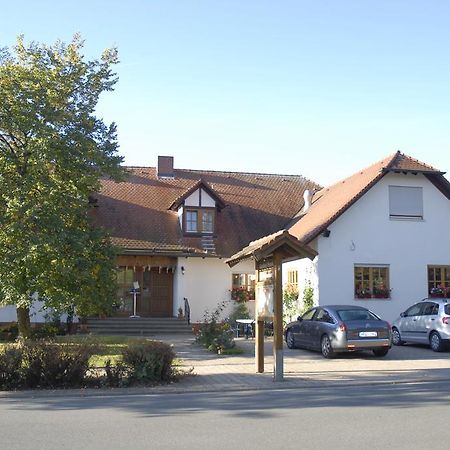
[{"x1": 389, "y1": 186, "x2": 423, "y2": 219}]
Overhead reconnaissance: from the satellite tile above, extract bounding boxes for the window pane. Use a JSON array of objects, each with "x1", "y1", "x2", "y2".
[
  {"x1": 202, "y1": 211, "x2": 214, "y2": 233},
  {"x1": 186, "y1": 210, "x2": 198, "y2": 232}
]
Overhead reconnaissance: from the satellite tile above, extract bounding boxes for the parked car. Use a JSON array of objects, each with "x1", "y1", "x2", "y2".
[
  {"x1": 285, "y1": 305, "x2": 391, "y2": 358},
  {"x1": 392, "y1": 298, "x2": 450, "y2": 352}
]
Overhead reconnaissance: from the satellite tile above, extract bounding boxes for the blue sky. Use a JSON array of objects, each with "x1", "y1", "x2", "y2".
[{"x1": 2, "y1": 1, "x2": 450, "y2": 185}]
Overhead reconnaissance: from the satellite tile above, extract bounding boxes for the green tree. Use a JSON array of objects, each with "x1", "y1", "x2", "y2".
[{"x1": 0, "y1": 35, "x2": 124, "y2": 337}]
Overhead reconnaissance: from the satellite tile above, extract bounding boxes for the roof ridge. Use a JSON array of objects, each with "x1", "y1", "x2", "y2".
[{"x1": 122, "y1": 165, "x2": 318, "y2": 181}]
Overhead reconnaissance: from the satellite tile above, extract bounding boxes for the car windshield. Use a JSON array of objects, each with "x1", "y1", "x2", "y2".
[{"x1": 336, "y1": 309, "x2": 379, "y2": 321}]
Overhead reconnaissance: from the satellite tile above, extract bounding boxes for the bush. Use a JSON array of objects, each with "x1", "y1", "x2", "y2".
[
  {"x1": 0, "y1": 340, "x2": 95, "y2": 390},
  {"x1": 31, "y1": 323, "x2": 65, "y2": 340},
  {"x1": 0, "y1": 322, "x2": 19, "y2": 341},
  {"x1": 122, "y1": 340, "x2": 176, "y2": 384},
  {"x1": 197, "y1": 301, "x2": 236, "y2": 354},
  {"x1": 0, "y1": 346, "x2": 23, "y2": 389}
]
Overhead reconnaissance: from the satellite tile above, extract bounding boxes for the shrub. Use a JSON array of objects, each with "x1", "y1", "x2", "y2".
[
  {"x1": 0, "y1": 322, "x2": 19, "y2": 341},
  {"x1": 31, "y1": 323, "x2": 65, "y2": 340},
  {"x1": 0, "y1": 340, "x2": 95, "y2": 390},
  {"x1": 196, "y1": 301, "x2": 236, "y2": 353},
  {"x1": 283, "y1": 284, "x2": 299, "y2": 326},
  {"x1": 122, "y1": 340, "x2": 176, "y2": 384},
  {"x1": 0, "y1": 346, "x2": 23, "y2": 389},
  {"x1": 103, "y1": 359, "x2": 129, "y2": 387},
  {"x1": 302, "y1": 281, "x2": 314, "y2": 312}
]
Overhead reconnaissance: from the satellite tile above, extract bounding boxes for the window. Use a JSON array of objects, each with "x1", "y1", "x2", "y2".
[
  {"x1": 185, "y1": 210, "x2": 198, "y2": 232},
  {"x1": 184, "y1": 208, "x2": 215, "y2": 234},
  {"x1": 202, "y1": 211, "x2": 214, "y2": 233},
  {"x1": 315, "y1": 308, "x2": 335, "y2": 324},
  {"x1": 231, "y1": 273, "x2": 256, "y2": 301},
  {"x1": 389, "y1": 186, "x2": 423, "y2": 219},
  {"x1": 421, "y1": 302, "x2": 439, "y2": 316},
  {"x1": 404, "y1": 303, "x2": 422, "y2": 317},
  {"x1": 301, "y1": 308, "x2": 316, "y2": 321},
  {"x1": 428, "y1": 265, "x2": 450, "y2": 297},
  {"x1": 287, "y1": 270, "x2": 298, "y2": 287},
  {"x1": 354, "y1": 265, "x2": 390, "y2": 299}
]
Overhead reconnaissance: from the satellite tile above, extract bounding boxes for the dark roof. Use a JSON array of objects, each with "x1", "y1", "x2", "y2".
[
  {"x1": 289, "y1": 152, "x2": 449, "y2": 244},
  {"x1": 94, "y1": 166, "x2": 320, "y2": 258}
]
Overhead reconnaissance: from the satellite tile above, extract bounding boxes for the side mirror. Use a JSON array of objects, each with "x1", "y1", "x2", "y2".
[
  {"x1": 297, "y1": 316, "x2": 303, "y2": 322},
  {"x1": 400, "y1": 312, "x2": 406, "y2": 318}
]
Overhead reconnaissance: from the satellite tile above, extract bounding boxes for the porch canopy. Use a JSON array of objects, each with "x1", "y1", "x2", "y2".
[
  {"x1": 226, "y1": 230, "x2": 317, "y2": 381},
  {"x1": 226, "y1": 229, "x2": 317, "y2": 268}
]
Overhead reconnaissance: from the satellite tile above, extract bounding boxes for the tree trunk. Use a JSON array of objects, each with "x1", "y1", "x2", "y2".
[{"x1": 17, "y1": 306, "x2": 32, "y2": 338}]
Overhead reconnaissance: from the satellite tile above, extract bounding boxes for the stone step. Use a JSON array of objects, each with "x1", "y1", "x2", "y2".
[{"x1": 86, "y1": 317, "x2": 192, "y2": 335}]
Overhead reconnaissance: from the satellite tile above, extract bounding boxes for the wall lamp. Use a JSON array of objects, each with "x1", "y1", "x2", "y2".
[
  {"x1": 181, "y1": 266, "x2": 185, "y2": 275},
  {"x1": 322, "y1": 229, "x2": 331, "y2": 238}
]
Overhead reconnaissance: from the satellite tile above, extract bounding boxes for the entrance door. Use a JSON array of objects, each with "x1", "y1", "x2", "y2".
[{"x1": 139, "y1": 269, "x2": 173, "y2": 317}]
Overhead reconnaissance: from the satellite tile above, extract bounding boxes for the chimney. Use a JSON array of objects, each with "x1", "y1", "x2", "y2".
[
  {"x1": 303, "y1": 189, "x2": 313, "y2": 211},
  {"x1": 157, "y1": 156, "x2": 174, "y2": 179}
]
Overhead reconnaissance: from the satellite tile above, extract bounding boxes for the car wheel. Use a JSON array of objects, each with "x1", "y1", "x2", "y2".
[
  {"x1": 392, "y1": 327, "x2": 404, "y2": 346},
  {"x1": 430, "y1": 331, "x2": 443, "y2": 352},
  {"x1": 373, "y1": 348, "x2": 389, "y2": 357},
  {"x1": 286, "y1": 330, "x2": 296, "y2": 349},
  {"x1": 321, "y1": 335, "x2": 335, "y2": 359}
]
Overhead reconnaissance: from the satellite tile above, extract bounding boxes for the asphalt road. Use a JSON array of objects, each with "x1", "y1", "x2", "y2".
[{"x1": 2, "y1": 380, "x2": 449, "y2": 450}]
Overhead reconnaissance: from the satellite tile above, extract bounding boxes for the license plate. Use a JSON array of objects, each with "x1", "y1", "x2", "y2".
[{"x1": 359, "y1": 331, "x2": 378, "y2": 337}]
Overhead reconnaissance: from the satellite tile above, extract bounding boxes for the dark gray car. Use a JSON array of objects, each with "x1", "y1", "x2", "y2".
[
  {"x1": 285, "y1": 305, "x2": 392, "y2": 358},
  {"x1": 392, "y1": 298, "x2": 450, "y2": 351}
]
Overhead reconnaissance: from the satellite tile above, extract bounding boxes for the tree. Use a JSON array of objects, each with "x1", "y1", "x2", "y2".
[{"x1": 0, "y1": 35, "x2": 125, "y2": 337}]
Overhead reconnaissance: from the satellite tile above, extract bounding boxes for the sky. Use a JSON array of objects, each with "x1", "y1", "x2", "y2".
[{"x1": 2, "y1": 0, "x2": 450, "y2": 186}]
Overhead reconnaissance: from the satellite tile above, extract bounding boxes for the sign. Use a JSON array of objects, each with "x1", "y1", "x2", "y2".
[{"x1": 256, "y1": 281, "x2": 274, "y2": 320}]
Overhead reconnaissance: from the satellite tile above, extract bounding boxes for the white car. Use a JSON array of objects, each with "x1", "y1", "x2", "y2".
[{"x1": 392, "y1": 298, "x2": 450, "y2": 352}]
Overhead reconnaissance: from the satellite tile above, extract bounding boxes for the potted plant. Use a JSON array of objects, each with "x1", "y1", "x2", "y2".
[{"x1": 177, "y1": 307, "x2": 184, "y2": 319}]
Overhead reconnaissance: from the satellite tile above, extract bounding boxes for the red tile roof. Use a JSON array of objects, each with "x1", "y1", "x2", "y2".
[
  {"x1": 288, "y1": 151, "x2": 447, "y2": 244},
  {"x1": 94, "y1": 166, "x2": 320, "y2": 257}
]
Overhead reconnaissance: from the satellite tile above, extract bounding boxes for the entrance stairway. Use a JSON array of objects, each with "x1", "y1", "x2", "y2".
[{"x1": 86, "y1": 317, "x2": 193, "y2": 336}]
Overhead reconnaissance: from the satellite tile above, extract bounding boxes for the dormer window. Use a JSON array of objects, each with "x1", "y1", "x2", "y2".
[
  {"x1": 169, "y1": 179, "x2": 226, "y2": 237},
  {"x1": 184, "y1": 208, "x2": 215, "y2": 234}
]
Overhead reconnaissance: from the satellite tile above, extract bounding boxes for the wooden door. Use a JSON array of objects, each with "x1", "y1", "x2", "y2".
[
  {"x1": 138, "y1": 269, "x2": 173, "y2": 317},
  {"x1": 150, "y1": 270, "x2": 173, "y2": 317}
]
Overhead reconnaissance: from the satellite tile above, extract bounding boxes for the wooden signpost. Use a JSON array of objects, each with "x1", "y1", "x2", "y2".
[{"x1": 227, "y1": 230, "x2": 317, "y2": 382}]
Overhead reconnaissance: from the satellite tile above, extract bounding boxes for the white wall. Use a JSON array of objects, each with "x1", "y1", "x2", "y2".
[
  {"x1": 315, "y1": 172, "x2": 450, "y2": 322},
  {"x1": 282, "y1": 256, "x2": 319, "y2": 309},
  {"x1": 0, "y1": 300, "x2": 49, "y2": 323},
  {"x1": 174, "y1": 257, "x2": 255, "y2": 323}
]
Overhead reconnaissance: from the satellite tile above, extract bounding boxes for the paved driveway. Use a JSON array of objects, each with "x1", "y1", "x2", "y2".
[{"x1": 155, "y1": 335, "x2": 450, "y2": 392}]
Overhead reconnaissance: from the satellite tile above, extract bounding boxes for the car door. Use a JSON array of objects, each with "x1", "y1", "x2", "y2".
[
  {"x1": 416, "y1": 302, "x2": 439, "y2": 342},
  {"x1": 295, "y1": 308, "x2": 317, "y2": 348},
  {"x1": 399, "y1": 303, "x2": 424, "y2": 342},
  {"x1": 310, "y1": 308, "x2": 335, "y2": 350}
]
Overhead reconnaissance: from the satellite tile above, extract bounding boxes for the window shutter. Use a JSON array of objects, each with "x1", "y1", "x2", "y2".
[{"x1": 389, "y1": 186, "x2": 423, "y2": 218}]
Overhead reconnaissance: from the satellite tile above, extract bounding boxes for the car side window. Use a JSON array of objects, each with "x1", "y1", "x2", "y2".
[
  {"x1": 315, "y1": 309, "x2": 335, "y2": 324},
  {"x1": 422, "y1": 302, "x2": 439, "y2": 316},
  {"x1": 302, "y1": 308, "x2": 316, "y2": 321},
  {"x1": 404, "y1": 304, "x2": 423, "y2": 317}
]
